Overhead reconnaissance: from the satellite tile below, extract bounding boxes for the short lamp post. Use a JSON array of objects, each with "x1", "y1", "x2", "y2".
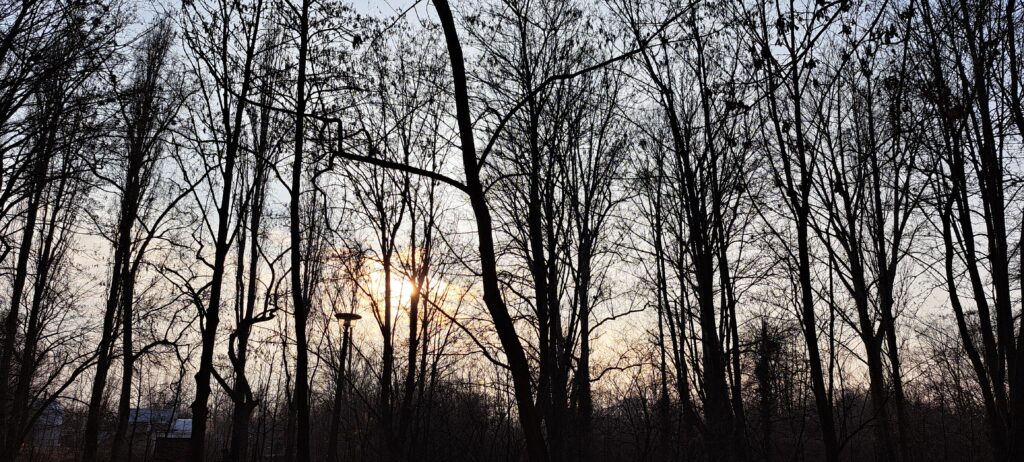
[
  {"x1": 327, "y1": 312, "x2": 360, "y2": 462},
  {"x1": 335, "y1": 312, "x2": 361, "y2": 365}
]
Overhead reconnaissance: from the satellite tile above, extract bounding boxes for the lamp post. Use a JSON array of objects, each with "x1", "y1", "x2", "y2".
[{"x1": 327, "y1": 312, "x2": 360, "y2": 462}]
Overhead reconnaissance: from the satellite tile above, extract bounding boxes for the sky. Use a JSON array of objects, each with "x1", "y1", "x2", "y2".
[{"x1": 110, "y1": 0, "x2": 957, "y2": 392}]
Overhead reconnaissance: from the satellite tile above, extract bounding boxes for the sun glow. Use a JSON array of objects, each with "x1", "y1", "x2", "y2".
[
  {"x1": 356, "y1": 264, "x2": 460, "y2": 327},
  {"x1": 321, "y1": 245, "x2": 462, "y2": 328},
  {"x1": 364, "y1": 269, "x2": 418, "y2": 311}
]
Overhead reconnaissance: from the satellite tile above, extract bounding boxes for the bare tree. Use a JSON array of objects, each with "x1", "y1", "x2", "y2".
[{"x1": 180, "y1": 0, "x2": 269, "y2": 455}]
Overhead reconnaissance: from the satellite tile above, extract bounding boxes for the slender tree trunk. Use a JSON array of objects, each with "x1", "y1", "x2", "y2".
[
  {"x1": 651, "y1": 181, "x2": 673, "y2": 461},
  {"x1": 110, "y1": 271, "x2": 138, "y2": 462},
  {"x1": 0, "y1": 98, "x2": 56, "y2": 452},
  {"x1": 796, "y1": 212, "x2": 840, "y2": 462},
  {"x1": 545, "y1": 181, "x2": 568, "y2": 462},
  {"x1": 188, "y1": 3, "x2": 262, "y2": 457},
  {"x1": 434, "y1": 3, "x2": 548, "y2": 460},
  {"x1": 83, "y1": 220, "x2": 127, "y2": 462},
  {"x1": 656, "y1": 285, "x2": 672, "y2": 462},
  {"x1": 289, "y1": 1, "x2": 312, "y2": 460},
  {"x1": 379, "y1": 246, "x2": 395, "y2": 459},
  {"x1": 526, "y1": 105, "x2": 552, "y2": 443},
  {"x1": 673, "y1": 237, "x2": 698, "y2": 432},
  {"x1": 755, "y1": 321, "x2": 776, "y2": 462},
  {"x1": 327, "y1": 325, "x2": 351, "y2": 462},
  {"x1": 397, "y1": 209, "x2": 429, "y2": 456},
  {"x1": 575, "y1": 237, "x2": 593, "y2": 459},
  {"x1": 938, "y1": 189, "x2": 1006, "y2": 458},
  {"x1": 190, "y1": 72, "x2": 245, "y2": 462},
  {"x1": 1000, "y1": 1, "x2": 1024, "y2": 457},
  {"x1": 6, "y1": 167, "x2": 65, "y2": 457}
]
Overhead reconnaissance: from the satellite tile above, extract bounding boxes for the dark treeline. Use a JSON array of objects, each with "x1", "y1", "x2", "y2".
[{"x1": 0, "y1": 0, "x2": 1020, "y2": 461}]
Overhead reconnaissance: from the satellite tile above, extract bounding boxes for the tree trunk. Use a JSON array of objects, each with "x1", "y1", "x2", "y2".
[
  {"x1": 289, "y1": 1, "x2": 312, "y2": 460},
  {"x1": 110, "y1": 272, "x2": 138, "y2": 462},
  {"x1": 0, "y1": 95, "x2": 57, "y2": 453},
  {"x1": 6, "y1": 166, "x2": 65, "y2": 458},
  {"x1": 327, "y1": 325, "x2": 351, "y2": 462},
  {"x1": 433, "y1": 2, "x2": 548, "y2": 460},
  {"x1": 795, "y1": 213, "x2": 840, "y2": 462}
]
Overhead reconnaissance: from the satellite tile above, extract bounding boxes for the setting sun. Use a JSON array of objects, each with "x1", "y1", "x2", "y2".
[{"x1": 363, "y1": 268, "x2": 418, "y2": 311}]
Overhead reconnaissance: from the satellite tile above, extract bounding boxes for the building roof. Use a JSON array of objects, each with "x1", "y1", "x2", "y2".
[
  {"x1": 129, "y1": 408, "x2": 175, "y2": 424},
  {"x1": 164, "y1": 418, "x2": 192, "y2": 439}
]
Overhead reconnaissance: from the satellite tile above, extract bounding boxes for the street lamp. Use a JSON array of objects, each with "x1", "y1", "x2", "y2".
[
  {"x1": 334, "y1": 312, "x2": 361, "y2": 387},
  {"x1": 328, "y1": 312, "x2": 360, "y2": 462},
  {"x1": 335, "y1": 312, "x2": 362, "y2": 331}
]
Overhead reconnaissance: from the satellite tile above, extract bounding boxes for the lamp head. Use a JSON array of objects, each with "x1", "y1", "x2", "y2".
[{"x1": 335, "y1": 312, "x2": 361, "y2": 329}]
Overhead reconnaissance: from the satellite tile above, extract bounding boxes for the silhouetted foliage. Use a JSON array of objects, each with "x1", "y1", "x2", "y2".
[{"x1": 0, "y1": 1, "x2": 1020, "y2": 461}]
